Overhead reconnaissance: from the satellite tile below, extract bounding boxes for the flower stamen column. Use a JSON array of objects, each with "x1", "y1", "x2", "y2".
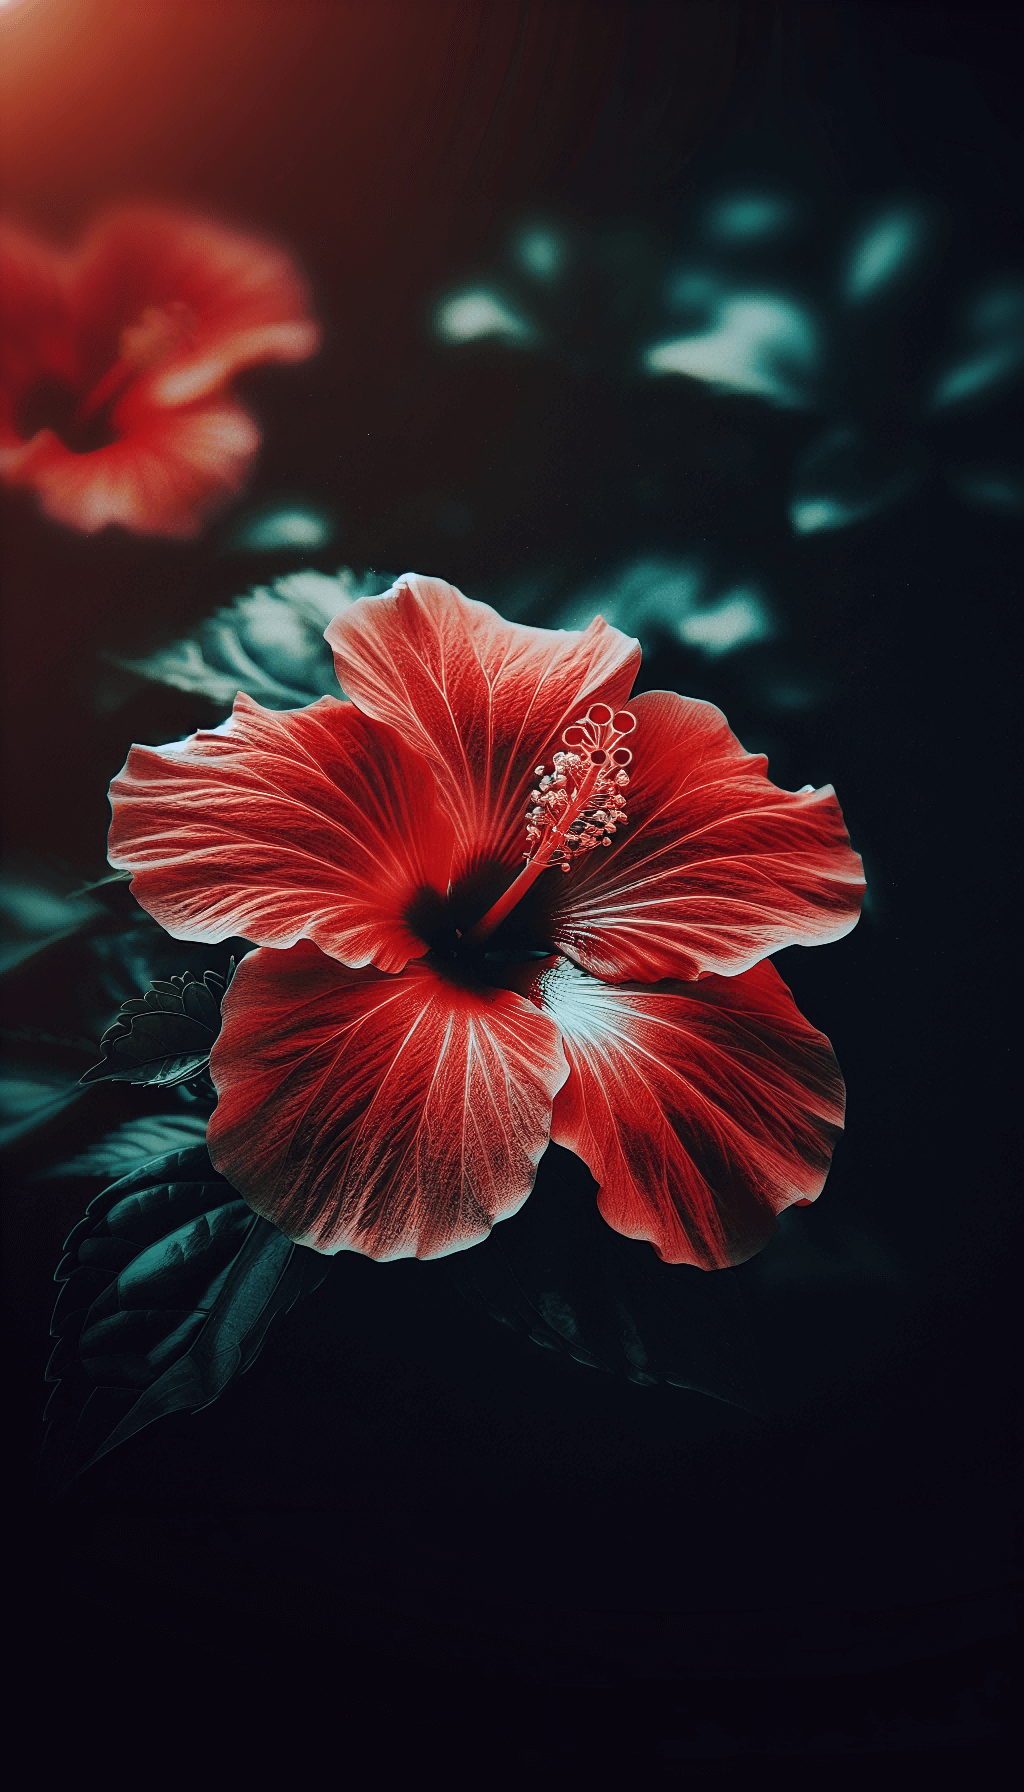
[{"x1": 464, "y1": 705, "x2": 635, "y2": 945}]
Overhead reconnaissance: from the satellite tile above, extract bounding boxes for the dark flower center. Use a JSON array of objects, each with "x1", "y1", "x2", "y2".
[
  {"x1": 406, "y1": 878, "x2": 554, "y2": 985},
  {"x1": 16, "y1": 303, "x2": 199, "y2": 455},
  {"x1": 16, "y1": 375, "x2": 118, "y2": 453},
  {"x1": 404, "y1": 706, "x2": 636, "y2": 981},
  {"x1": 460, "y1": 703, "x2": 635, "y2": 949}
]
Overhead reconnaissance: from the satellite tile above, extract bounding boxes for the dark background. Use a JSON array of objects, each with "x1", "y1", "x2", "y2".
[{"x1": 1, "y1": 0, "x2": 1020, "y2": 1773}]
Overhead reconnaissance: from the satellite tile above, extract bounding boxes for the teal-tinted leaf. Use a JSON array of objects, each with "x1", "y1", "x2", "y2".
[
  {"x1": 945, "y1": 464, "x2": 1024, "y2": 517},
  {"x1": 37, "y1": 1112, "x2": 210, "y2": 1179},
  {"x1": 0, "y1": 867, "x2": 103, "y2": 976},
  {"x1": 551, "y1": 556, "x2": 701, "y2": 644},
  {"x1": 644, "y1": 293, "x2": 818, "y2": 409},
  {"x1": 80, "y1": 967, "x2": 232, "y2": 1088},
  {"x1": 929, "y1": 282, "x2": 1024, "y2": 412},
  {"x1": 42, "y1": 1145, "x2": 332, "y2": 1496},
  {"x1": 104, "y1": 567, "x2": 393, "y2": 716},
  {"x1": 704, "y1": 190, "x2": 800, "y2": 245},
  {"x1": 510, "y1": 225, "x2": 567, "y2": 280},
  {"x1": 0, "y1": 1061, "x2": 85, "y2": 1148},
  {"x1": 677, "y1": 587, "x2": 773, "y2": 657},
  {"x1": 789, "y1": 425, "x2": 929, "y2": 534},
  {"x1": 434, "y1": 287, "x2": 538, "y2": 345},
  {"x1": 68, "y1": 870, "x2": 133, "y2": 897},
  {"x1": 223, "y1": 503, "x2": 335, "y2": 553},
  {"x1": 549, "y1": 558, "x2": 772, "y2": 660},
  {"x1": 841, "y1": 206, "x2": 933, "y2": 303},
  {"x1": 931, "y1": 346, "x2": 1024, "y2": 410},
  {"x1": 83, "y1": 925, "x2": 190, "y2": 1019},
  {"x1": 442, "y1": 1145, "x2": 765, "y2": 1411}
]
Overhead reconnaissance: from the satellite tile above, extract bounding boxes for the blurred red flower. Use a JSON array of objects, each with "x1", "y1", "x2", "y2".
[
  {"x1": 0, "y1": 206, "x2": 320, "y2": 538},
  {"x1": 107, "y1": 575, "x2": 865, "y2": 1268}
]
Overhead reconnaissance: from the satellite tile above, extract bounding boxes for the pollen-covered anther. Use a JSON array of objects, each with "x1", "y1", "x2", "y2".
[{"x1": 521, "y1": 703, "x2": 637, "y2": 869}]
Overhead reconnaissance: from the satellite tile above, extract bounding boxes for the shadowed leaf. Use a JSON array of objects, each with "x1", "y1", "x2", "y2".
[
  {"x1": 442, "y1": 1145, "x2": 765, "y2": 1411},
  {"x1": 0, "y1": 1060, "x2": 85, "y2": 1149},
  {"x1": 42, "y1": 1145, "x2": 332, "y2": 1497},
  {"x1": 104, "y1": 567, "x2": 393, "y2": 715},
  {"x1": 789, "y1": 425, "x2": 930, "y2": 534},
  {"x1": 0, "y1": 865, "x2": 104, "y2": 976},
  {"x1": 38, "y1": 1112, "x2": 210, "y2": 1179},
  {"x1": 80, "y1": 966, "x2": 233, "y2": 1088}
]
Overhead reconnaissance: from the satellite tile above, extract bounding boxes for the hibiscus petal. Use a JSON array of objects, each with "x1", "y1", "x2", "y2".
[
  {"x1": 530, "y1": 689, "x2": 864, "y2": 980},
  {"x1": 108, "y1": 693, "x2": 455, "y2": 972},
  {"x1": 207, "y1": 943, "x2": 568, "y2": 1260},
  {"x1": 69, "y1": 206, "x2": 321, "y2": 406},
  {"x1": 9, "y1": 398, "x2": 260, "y2": 538},
  {"x1": 534, "y1": 955, "x2": 846, "y2": 1269},
  {"x1": 0, "y1": 222, "x2": 79, "y2": 429},
  {"x1": 1, "y1": 207, "x2": 319, "y2": 537},
  {"x1": 326, "y1": 574, "x2": 640, "y2": 883}
]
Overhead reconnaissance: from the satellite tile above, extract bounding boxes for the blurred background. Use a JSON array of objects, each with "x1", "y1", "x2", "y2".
[{"x1": 2, "y1": 0, "x2": 1020, "y2": 1765}]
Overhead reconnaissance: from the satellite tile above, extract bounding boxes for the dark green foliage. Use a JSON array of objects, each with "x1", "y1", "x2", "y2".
[
  {"x1": 442, "y1": 1146, "x2": 765, "y2": 1412},
  {"x1": 39, "y1": 1113, "x2": 210, "y2": 1180},
  {"x1": 80, "y1": 965, "x2": 234, "y2": 1089},
  {"x1": 42, "y1": 1145, "x2": 331, "y2": 1497},
  {"x1": 0, "y1": 1056, "x2": 86, "y2": 1149}
]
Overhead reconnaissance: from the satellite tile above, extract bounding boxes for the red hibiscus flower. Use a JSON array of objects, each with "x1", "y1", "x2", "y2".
[
  {"x1": 107, "y1": 575, "x2": 865, "y2": 1268},
  {"x1": 0, "y1": 207, "x2": 320, "y2": 538}
]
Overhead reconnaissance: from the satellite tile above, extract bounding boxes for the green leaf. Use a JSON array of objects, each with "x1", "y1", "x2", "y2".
[
  {"x1": 42, "y1": 1145, "x2": 332, "y2": 1497},
  {"x1": 67, "y1": 870, "x2": 133, "y2": 897},
  {"x1": 80, "y1": 966, "x2": 233, "y2": 1089},
  {"x1": 103, "y1": 567, "x2": 394, "y2": 715},
  {"x1": 38, "y1": 1113, "x2": 210, "y2": 1179},
  {"x1": 0, "y1": 866, "x2": 104, "y2": 976},
  {"x1": 0, "y1": 1061, "x2": 85, "y2": 1149},
  {"x1": 442, "y1": 1145, "x2": 766, "y2": 1412}
]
